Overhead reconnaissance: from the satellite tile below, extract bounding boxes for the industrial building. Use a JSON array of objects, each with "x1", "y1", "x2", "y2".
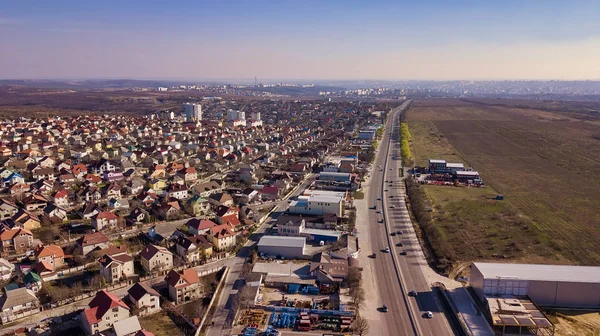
[
  {"x1": 257, "y1": 236, "x2": 306, "y2": 259},
  {"x1": 428, "y1": 159, "x2": 465, "y2": 174},
  {"x1": 288, "y1": 194, "x2": 343, "y2": 217},
  {"x1": 471, "y1": 262, "x2": 600, "y2": 308},
  {"x1": 314, "y1": 172, "x2": 359, "y2": 191}
]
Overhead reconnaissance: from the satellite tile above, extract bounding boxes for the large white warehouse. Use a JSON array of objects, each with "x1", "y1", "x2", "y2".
[{"x1": 471, "y1": 262, "x2": 600, "y2": 308}]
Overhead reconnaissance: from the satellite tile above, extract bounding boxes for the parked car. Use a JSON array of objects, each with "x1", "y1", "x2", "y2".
[
  {"x1": 391, "y1": 232, "x2": 396, "y2": 236},
  {"x1": 400, "y1": 251, "x2": 407, "y2": 256},
  {"x1": 409, "y1": 290, "x2": 418, "y2": 297},
  {"x1": 383, "y1": 247, "x2": 390, "y2": 253},
  {"x1": 382, "y1": 305, "x2": 389, "y2": 312},
  {"x1": 426, "y1": 311, "x2": 433, "y2": 318}
]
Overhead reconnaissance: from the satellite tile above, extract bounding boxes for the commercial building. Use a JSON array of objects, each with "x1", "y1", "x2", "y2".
[
  {"x1": 471, "y1": 262, "x2": 600, "y2": 308},
  {"x1": 257, "y1": 236, "x2": 306, "y2": 259},
  {"x1": 275, "y1": 215, "x2": 341, "y2": 243},
  {"x1": 358, "y1": 130, "x2": 375, "y2": 140},
  {"x1": 288, "y1": 194, "x2": 343, "y2": 217},
  {"x1": 184, "y1": 102, "x2": 202, "y2": 122},
  {"x1": 315, "y1": 172, "x2": 359, "y2": 191},
  {"x1": 428, "y1": 159, "x2": 466, "y2": 174}
]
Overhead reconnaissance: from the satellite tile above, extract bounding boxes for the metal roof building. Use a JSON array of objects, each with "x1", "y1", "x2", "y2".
[
  {"x1": 471, "y1": 262, "x2": 600, "y2": 308},
  {"x1": 257, "y1": 236, "x2": 306, "y2": 259}
]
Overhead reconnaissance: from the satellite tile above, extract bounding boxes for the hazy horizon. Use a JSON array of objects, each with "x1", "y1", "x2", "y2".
[{"x1": 3, "y1": 0, "x2": 600, "y2": 80}]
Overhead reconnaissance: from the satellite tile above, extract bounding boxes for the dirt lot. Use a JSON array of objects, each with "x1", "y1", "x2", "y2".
[
  {"x1": 407, "y1": 99, "x2": 600, "y2": 266},
  {"x1": 545, "y1": 310, "x2": 600, "y2": 336},
  {"x1": 139, "y1": 311, "x2": 185, "y2": 336}
]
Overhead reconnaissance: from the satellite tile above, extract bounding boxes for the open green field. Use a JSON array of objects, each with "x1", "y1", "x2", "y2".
[{"x1": 406, "y1": 99, "x2": 600, "y2": 268}]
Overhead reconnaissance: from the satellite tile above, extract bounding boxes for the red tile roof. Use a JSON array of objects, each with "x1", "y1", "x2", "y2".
[
  {"x1": 34, "y1": 245, "x2": 64, "y2": 259},
  {"x1": 165, "y1": 268, "x2": 200, "y2": 288},
  {"x1": 84, "y1": 290, "x2": 129, "y2": 324}
]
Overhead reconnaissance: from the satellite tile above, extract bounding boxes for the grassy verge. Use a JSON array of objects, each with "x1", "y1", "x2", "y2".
[{"x1": 352, "y1": 191, "x2": 365, "y2": 199}]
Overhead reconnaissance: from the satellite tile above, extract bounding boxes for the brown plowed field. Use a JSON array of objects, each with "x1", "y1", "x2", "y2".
[{"x1": 408, "y1": 99, "x2": 600, "y2": 266}]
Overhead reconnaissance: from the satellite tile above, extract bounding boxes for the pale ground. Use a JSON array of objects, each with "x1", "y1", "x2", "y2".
[
  {"x1": 547, "y1": 310, "x2": 600, "y2": 336},
  {"x1": 260, "y1": 287, "x2": 336, "y2": 310}
]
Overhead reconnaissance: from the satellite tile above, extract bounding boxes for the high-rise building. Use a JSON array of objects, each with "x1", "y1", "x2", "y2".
[
  {"x1": 184, "y1": 103, "x2": 202, "y2": 122},
  {"x1": 227, "y1": 109, "x2": 245, "y2": 121}
]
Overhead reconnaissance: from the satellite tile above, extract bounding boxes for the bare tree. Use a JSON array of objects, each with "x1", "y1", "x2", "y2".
[
  {"x1": 349, "y1": 285, "x2": 365, "y2": 309},
  {"x1": 352, "y1": 313, "x2": 370, "y2": 336}
]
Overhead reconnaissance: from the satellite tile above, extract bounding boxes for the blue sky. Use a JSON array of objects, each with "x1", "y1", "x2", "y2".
[{"x1": 2, "y1": 0, "x2": 600, "y2": 80}]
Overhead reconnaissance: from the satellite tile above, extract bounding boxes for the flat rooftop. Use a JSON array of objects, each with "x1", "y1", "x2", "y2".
[
  {"x1": 487, "y1": 296, "x2": 552, "y2": 329},
  {"x1": 302, "y1": 228, "x2": 342, "y2": 238},
  {"x1": 456, "y1": 171, "x2": 480, "y2": 176},
  {"x1": 258, "y1": 236, "x2": 306, "y2": 248},
  {"x1": 252, "y1": 262, "x2": 311, "y2": 277},
  {"x1": 318, "y1": 172, "x2": 351, "y2": 177},
  {"x1": 302, "y1": 190, "x2": 347, "y2": 198},
  {"x1": 474, "y1": 262, "x2": 600, "y2": 284}
]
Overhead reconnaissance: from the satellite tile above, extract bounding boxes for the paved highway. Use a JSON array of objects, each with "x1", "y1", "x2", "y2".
[{"x1": 365, "y1": 100, "x2": 454, "y2": 335}]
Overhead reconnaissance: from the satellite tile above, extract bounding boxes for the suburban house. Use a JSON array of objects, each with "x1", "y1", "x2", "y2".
[
  {"x1": 34, "y1": 245, "x2": 65, "y2": 271},
  {"x1": 185, "y1": 195, "x2": 210, "y2": 217},
  {"x1": 166, "y1": 184, "x2": 189, "y2": 200},
  {"x1": 165, "y1": 268, "x2": 202, "y2": 304},
  {"x1": 261, "y1": 185, "x2": 280, "y2": 201},
  {"x1": 192, "y1": 181, "x2": 222, "y2": 198},
  {"x1": 215, "y1": 206, "x2": 241, "y2": 229},
  {"x1": 0, "y1": 287, "x2": 40, "y2": 324},
  {"x1": 53, "y1": 189, "x2": 71, "y2": 208},
  {"x1": 127, "y1": 282, "x2": 161, "y2": 317},
  {"x1": 0, "y1": 200, "x2": 19, "y2": 220},
  {"x1": 23, "y1": 271, "x2": 43, "y2": 293},
  {"x1": 208, "y1": 224, "x2": 238, "y2": 251},
  {"x1": 80, "y1": 290, "x2": 130, "y2": 335},
  {"x1": 99, "y1": 252, "x2": 135, "y2": 284},
  {"x1": 0, "y1": 259, "x2": 14, "y2": 281},
  {"x1": 93, "y1": 211, "x2": 119, "y2": 231},
  {"x1": 186, "y1": 218, "x2": 217, "y2": 235},
  {"x1": 208, "y1": 192, "x2": 234, "y2": 208},
  {"x1": 239, "y1": 188, "x2": 259, "y2": 204},
  {"x1": 9, "y1": 209, "x2": 41, "y2": 231},
  {"x1": 76, "y1": 231, "x2": 111, "y2": 255},
  {"x1": 139, "y1": 244, "x2": 173, "y2": 274},
  {"x1": 0, "y1": 228, "x2": 33, "y2": 254},
  {"x1": 174, "y1": 235, "x2": 213, "y2": 264}
]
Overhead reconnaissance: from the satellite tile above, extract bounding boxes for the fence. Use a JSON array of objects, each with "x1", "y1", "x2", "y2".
[
  {"x1": 195, "y1": 266, "x2": 229, "y2": 335},
  {"x1": 252, "y1": 304, "x2": 355, "y2": 317},
  {"x1": 0, "y1": 306, "x2": 41, "y2": 324},
  {"x1": 43, "y1": 261, "x2": 95, "y2": 281}
]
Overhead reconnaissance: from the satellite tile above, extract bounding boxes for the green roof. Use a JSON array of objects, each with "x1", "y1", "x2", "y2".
[{"x1": 23, "y1": 272, "x2": 42, "y2": 284}]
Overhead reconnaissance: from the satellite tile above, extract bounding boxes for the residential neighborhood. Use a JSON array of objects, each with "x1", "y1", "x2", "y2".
[{"x1": 0, "y1": 98, "x2": 390, "y2": 335}]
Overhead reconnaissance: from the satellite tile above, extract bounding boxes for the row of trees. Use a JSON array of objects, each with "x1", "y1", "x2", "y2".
[
  {"x1": 400, "y1": 122, "x2": 413, "y2": 165},
  {"x1": 347, "y1": 266, "x2": 370, "y2": 335},
  {"x1": 405, "y1": 177, "x2": 455, "y2": 272}
]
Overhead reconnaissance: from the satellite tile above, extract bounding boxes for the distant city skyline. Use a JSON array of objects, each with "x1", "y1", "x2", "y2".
[{"x1": 2, "y1": 0, "x2": 600, "y2": 80}]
